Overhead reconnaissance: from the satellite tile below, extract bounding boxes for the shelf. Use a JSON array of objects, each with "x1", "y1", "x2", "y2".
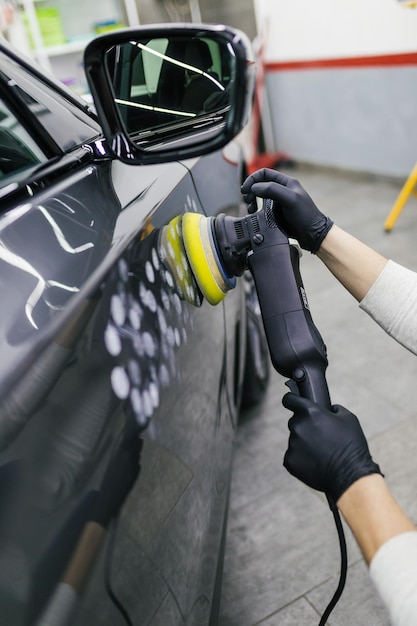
[
  {"x1": 37, "y1": 38, "x2": 93, "y2": 57},
  {"x1": 16, "y1": 0, "x2": 140, "y2": 94}
]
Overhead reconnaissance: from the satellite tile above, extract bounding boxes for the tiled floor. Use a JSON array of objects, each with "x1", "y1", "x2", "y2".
[{"x1": 219, "y1": 164, "x2": 417, "y2": 625}]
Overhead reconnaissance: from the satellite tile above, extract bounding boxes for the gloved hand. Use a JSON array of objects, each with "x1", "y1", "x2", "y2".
[
  {"x1": 241, "y1": 168, "x2": 334, "y2": 253},
  {"x1": 282, "y1": 392, "x2": 383, "y2": 503}
]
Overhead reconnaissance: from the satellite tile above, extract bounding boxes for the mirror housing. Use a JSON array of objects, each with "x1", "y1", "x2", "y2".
[{"x1": 84, "y1": 24, "x2": 255, "y2": 165}]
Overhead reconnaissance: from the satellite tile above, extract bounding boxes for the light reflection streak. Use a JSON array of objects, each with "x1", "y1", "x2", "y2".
[
  {"x1": 0, "y1": 205, "x2": 94, "y2": 329},
  {"x1": 0, "y1": 182, "x2": 18, "y2": 199},
  {"x1": 115, "y1": 99, "x2": 196, "y2": 118},
  {"x1": 38, "y1": 206, "x2": 93, "y2": 253},
  {"x1": 0, "y1": 242, "x2": 79, "y2": 328},
  {"x1": 133, "y1": 41, "x2": 226, "y2": 91}
]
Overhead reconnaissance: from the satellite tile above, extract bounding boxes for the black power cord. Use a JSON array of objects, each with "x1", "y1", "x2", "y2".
[
  {"x1": 103, "y1": 481, "x2": 347, "y2": 626},
  {"x1": 318, "y1": 496, "x2": 348, "y2": 626}
]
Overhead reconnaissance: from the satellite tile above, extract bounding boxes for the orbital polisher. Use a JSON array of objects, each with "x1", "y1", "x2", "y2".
[
  {"x1": 179, "y1": 199, "x2": 332, "y2": 407},
  {"x1": 159, "y1": 199, "x2": 347, "y2": 625}
]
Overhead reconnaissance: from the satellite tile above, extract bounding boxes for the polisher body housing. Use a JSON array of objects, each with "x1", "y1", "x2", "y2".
[{"x1": 214, "y1": 202, "x2": 331, "y2": 407}]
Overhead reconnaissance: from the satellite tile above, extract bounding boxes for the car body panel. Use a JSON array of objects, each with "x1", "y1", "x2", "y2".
[
  {"x1": 0, "y1": 24, "x2": 259, "y2": 625},
  {"x1": 0, "y1": 152, "x2": 239, "y2": 624}
]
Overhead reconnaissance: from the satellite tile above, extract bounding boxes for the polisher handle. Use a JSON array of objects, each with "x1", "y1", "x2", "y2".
[{"x1": 246, "y1": 204, "x2": 332, "y2": 409}]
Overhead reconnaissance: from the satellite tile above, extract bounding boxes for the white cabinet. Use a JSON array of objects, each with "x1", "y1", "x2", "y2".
[{"x1": 15, "y1": 0, "x2": 140, "y2": 94}]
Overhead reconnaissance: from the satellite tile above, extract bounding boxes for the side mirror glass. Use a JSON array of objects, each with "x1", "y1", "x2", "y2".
[{"x1": 84, "y1": 26, "x2": 255, "y2": 164}]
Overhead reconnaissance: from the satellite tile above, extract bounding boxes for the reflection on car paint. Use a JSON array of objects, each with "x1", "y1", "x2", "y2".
[
  {"x1": 38, "y1": 205, "x2": 95, "y2": 253},
  {"x1": 0, "y1": 205, "x2": 206, "y2": 623},
  {"x1": 1, "y1": 168, "x2": 118, "y2": 351},
  {"x1": 0, "y1": 298, "x2": 99, "y2": 452},
  {"x1": 0, "y1": 232, "x2": 79, "y2": 330},
  {"x1": 105, "y1": 212, "x2": 204, "y2": 429},
  {"x1": 0, "y1": 200, "x2": 91, "y2": 329},
  {"x1": 0, "y1": 24, "x2": 258, "y2": 623}
]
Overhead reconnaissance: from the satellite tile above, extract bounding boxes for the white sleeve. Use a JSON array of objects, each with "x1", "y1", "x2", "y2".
[
  {"x1": 369, "y1": 531, "x2": 417, "y2": 626},
  {"x1": 359, "y1": 260, "x2": 417, "y2": 356}
]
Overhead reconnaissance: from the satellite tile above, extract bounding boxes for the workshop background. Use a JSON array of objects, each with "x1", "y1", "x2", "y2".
[
  {"x1": 2, "y1": 1, "x2": 417, "y2": 625},
  {"x1": 2, "y1": 0, "x2": 416, "y2": 178}
]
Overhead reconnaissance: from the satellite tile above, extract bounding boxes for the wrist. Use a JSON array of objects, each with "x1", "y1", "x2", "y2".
[
  {"x1": 310, "y1": 216, "x2": 334, "y2": 254},
  {"x1": 316, "y1": 222, "x2": 339, "y2": 257},
  {"x1": 329, "y1": 450, "x2": 383, "y2": 504},
  {"x1": 316, "y1": 225, "x2": 388, "y2": 301},
  {"x1": 337, "y1": 474, "x2": 416, "y2": 563}
]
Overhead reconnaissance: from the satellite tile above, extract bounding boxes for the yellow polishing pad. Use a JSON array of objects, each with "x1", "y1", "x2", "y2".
[
  {"x1": 182, "y1": 213, "x2": 229, "y2": 306},
  {"x1": 158, "y1": 215, "x2": 202, "y2": 306}
]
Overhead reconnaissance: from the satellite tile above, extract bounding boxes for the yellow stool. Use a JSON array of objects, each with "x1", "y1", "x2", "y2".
[{"x1": 384, "y1": 162, "x2": 417, "y2": 232}]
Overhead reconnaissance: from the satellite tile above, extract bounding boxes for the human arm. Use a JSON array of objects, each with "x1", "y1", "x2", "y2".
[
  {"x1": 282, "y1": 392, "x2": 415, "y2": 559},
  {"x1": 316, "y1": 224, "x2": 387, "y2": 302},
  {"x1": 340, "y1": 476, "x2": 417, "y2": 626},
  {"x1": 241, "y1": 168, "x2": 388, "y2": 300},
  {"x1": 241, "y1": 168, "x2": 417, "y2": 353},
  {"x1": 283, "y1": 392, "x2": 417, "y2": 625},
  {"x1": 337, "y1": 474, "x2": 415, "y2": 564},
  {"x1": 282, "y1": 392, "x2": 383, "y2": 507},
  {"x1": 35, "y1": 436, "x2": 141, "y2": 625},
  {"x1": 318, "y1": 227, "x2": 417, "y2": 354}
]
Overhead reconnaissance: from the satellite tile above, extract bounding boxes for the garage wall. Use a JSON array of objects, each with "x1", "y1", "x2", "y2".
[
  {"x1": 199, "y1": 0, "x2": 257, "y2": 41},
  {"x1": 135, "y1": 0, "x2": 257, "y2": 40},
  {"x1": 253, "y1": 0, "x2": 417, "y2": 177}
]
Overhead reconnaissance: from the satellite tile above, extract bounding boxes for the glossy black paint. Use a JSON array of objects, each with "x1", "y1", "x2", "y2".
[{"x1": 0, "y1": 25, "x2": 260, "y2": 625}]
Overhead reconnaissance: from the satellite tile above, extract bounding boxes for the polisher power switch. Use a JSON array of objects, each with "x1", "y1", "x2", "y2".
[{"x1": 246, "y1": 202, "x2": 331, "y2": 408}]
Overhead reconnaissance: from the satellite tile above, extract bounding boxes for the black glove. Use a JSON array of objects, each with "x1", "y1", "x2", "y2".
[
  {"x1": 282, "y1": 393, "x2": 383, "y2": 503},
  {"x1": 241, "y1": 168, "x2": 333, "y2": 253}
]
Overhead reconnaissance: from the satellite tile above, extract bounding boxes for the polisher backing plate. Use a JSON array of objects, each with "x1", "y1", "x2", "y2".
[{"x1": 182, "y1": 212, "x2": 229, "y2": 306}]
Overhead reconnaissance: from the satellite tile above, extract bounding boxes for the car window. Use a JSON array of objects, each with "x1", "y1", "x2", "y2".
[
  {"x1": 131, "y1": 38, "x2": 169, "y2": 97},
  {"x1": 0, "y1": 53, "x2": 101, "y2": 155},
  {"x1": 0, "y1": 95, "x2": 47, "y2": 183}
]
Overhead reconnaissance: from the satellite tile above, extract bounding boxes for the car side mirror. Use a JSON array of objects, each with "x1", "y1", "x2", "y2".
[{"x1": 84, "y1": 24, "x2": 255, "y2": 165}]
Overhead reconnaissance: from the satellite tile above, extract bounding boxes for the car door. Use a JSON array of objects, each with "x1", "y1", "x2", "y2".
[
  {"x1": 0, "y1": 42, "x2": 238, "y2": 625},
  {"x1": 87, "y1": 158, "x2": 236, "y2": 624}
]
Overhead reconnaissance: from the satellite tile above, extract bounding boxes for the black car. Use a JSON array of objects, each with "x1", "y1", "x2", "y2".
[{"x1": 0, "y1": 24, "x2": 268, "y2": 625}]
